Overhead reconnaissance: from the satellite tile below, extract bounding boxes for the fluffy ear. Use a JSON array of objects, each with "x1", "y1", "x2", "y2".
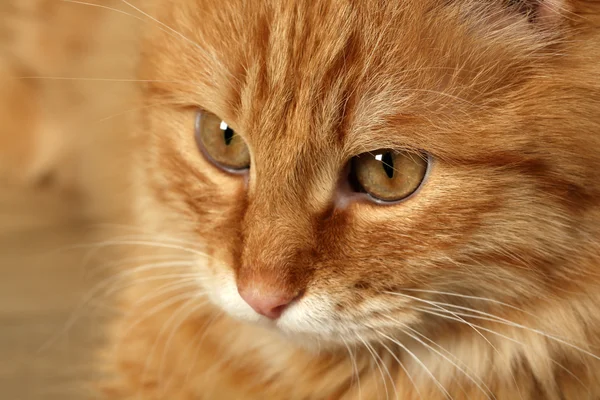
[{"x1": 507, "y1": 0, "x2": 570, "y2": 23}]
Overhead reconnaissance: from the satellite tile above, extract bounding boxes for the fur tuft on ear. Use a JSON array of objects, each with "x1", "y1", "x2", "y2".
[{"x1": 507, "y1": 0, "x2": 569, "y2": 23}]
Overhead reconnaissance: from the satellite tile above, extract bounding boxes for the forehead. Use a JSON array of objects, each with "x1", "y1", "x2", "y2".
[{"x1": 148, "y1": 0, "x2": 547, "y2": 157}]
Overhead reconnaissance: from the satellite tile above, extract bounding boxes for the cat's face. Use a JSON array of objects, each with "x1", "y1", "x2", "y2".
[{"x1": 136, "y1": 0, "x2": 599, "y2": 347}]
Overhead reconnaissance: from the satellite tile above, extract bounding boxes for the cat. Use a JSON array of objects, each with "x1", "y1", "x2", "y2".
[{"x1": 31, "y1": 0, "x2": 597, "y2": 399}]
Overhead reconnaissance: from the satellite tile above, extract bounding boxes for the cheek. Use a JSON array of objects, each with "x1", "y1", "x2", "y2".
[
  {"x1": 196, "y1": 260, "x2": 260, "y2": 322},
  {"x1": 142, "y1": 106, "x2": 249, "y2": 235},
  {"x1": 323, "y1": 163, "x2": 548, "y2": 293},
  {"x1": 137, "y1": 106, "x2": 253, "y2": 290}
]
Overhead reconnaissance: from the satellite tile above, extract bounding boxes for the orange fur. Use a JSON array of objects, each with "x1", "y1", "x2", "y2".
[{"x1": 8, "y1": 0, "x2": 600, "y2": 399}]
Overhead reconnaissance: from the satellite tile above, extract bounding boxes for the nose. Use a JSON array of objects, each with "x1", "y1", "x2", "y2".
[{"x1": 238, "y1": 286, "x2": 299, "y2": 319}]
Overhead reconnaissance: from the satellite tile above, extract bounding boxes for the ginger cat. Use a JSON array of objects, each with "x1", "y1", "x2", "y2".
[
  {"x1": 96, "y1": 0, "x2": 600, "y2": 398},
  {"x1": 4, "y1": 0, "x2": 600, "y2": 399}
]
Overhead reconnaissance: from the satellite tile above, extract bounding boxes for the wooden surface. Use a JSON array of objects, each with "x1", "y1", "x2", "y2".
[{"x1": 0, "y1": 184, "x2": 107, "y2": 400}]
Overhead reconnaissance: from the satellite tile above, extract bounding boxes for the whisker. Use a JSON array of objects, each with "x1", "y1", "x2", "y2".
[
  {"x1": 76, "y1": 237, "x2": 194, "y2": 272},
  {"x1": 387, "y1": 291, "x2": 600, "y2": 362},
  {"x1": 549, "y1": 359, "x2": 592, "y2": 396},
  {"x1": 37, "y1": 261, "x2": 195, "y2": 354},
  {"x1": 386, "y1": 317, "x2": 494, "y2": 400},
  {"x1": 428, "y1": 300, "x2": 593, "y2": 349},
  {"x1": 115, "y1": 293, "x2": 206, "y2": 359},
  {"x1": 399, "y1": 288, "x2": 541, "y2": 320},
  {"x1": 378, "y1": 331, "x2": 453, "y2": 400},
  {"x1": 119, "y1": 0, "x2": 200, "y2": 51},
  {"x1": 60, "y1": 0, "x2": 225, "y2": 76},
  {"x1": 85, "y1": 254, "x2": 191, "y2": 277},
  {"x1": 180, "y1": 311, "x2": 224, "y2": 390},
  {"x1": 129, "y1": 280, "x2": 202, "y2": 309},
  {"x1": 60, "y1": 0, "x2": 142, "y2": 21},
  {"x1": 98, "y1": 233, "x2": 205, "y2": 252},
  {"x1": 410, "y1": 305, "x2": 590, "y2": 394},
  {"x1": 436, "y1": 304, "x2": 599, "y2": 358},
  {"x1": 388, "y1": 291, "x2": 525, "y2": 398},
  {"x1": 83, "y1": 261, "x2": 196, "y2": 302},
  {"x1": 341, "y1": 337, "x2": 363, "y2": 400},
  {"x1": 377, "y1": 337, "x2": 423, "y2": 400},
  {"x1": 400, "y1": 320, "x2": 503, "y2": 399},
  {"x1": 139, "y1": 296, "x2": 206, "y2": 397},
  {"x1": 136, "y1": 296, "x2": 199, "y2": 398},
  {"x1": 85, "y1": 227, "x2": 209, "y2": 249},
  {"x1": 356, "y1": 333, "x2": 387, "y2": 400},
  {"x1": 370, "y1": 340, "x2": 398, "y2": 400},
  {"x1": 85, "y1": 100, "x2": 184, "y2": 128},
  {"x1": 14, "y1": 76, "x2": 197, "y2": 84},
  {"x1": 156, "y1": 301, "x2": 209, "y2": 389},
  {"x1": 50, "y1": 240, "x2": 206, "y2": 259}
]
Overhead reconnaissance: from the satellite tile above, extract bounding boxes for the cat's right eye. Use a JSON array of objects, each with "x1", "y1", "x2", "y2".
[
  {"x1": 195, "y1": 111, "x2": 250, "y2": 172},
  {"x1": 350, "y1": 149, "x2": 429, "y2": 203}
]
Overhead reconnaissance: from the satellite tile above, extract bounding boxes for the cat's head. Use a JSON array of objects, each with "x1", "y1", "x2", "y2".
[{"x1": 133, "y1": 0, "x2": 600, "y2": 347}]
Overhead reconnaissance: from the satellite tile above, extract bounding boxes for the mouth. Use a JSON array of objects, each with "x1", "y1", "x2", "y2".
[{"x1": 201, "y1": 272, "x2": 410, "y2": 348}]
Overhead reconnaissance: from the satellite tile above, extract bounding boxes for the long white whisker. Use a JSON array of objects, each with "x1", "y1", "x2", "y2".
[
  {"x1": 356, "y1": 333, "x2": 387, "y2": 400},
  {"x1": 399, "y1": 288, "x2": 541, "y2": 320},
  {"x1": 129, "y1": 280, "x2": 202, "y2": 309},
  {"x1": 60, "y1": 0, "x2": 223, "y2": 76},
  {"x1": 386, "y1": 317, "x2": 493, "y2": 400},
  {"x1": 37, "y1": 261, "x2": 195, "y2": 354},
  {"x1": 341, "y1": 337, "x2": 362, "y2": 400},
  {"x1": 15, "y1": 76, "x2": 197, "y2": 85},
  {"x1": 388, "y1": 291, "x2": 524, "y2": 398},
  {"x1": 395, "y1": 321, "x2": 497, "y2": 399},
  {"x1": 371, "y1": 340, "x2": 397, "y2": 400},
  {"x1": 136, "y1": 296, "x2": 201, "y2": 398},
  {"x1": 378, "y1": 331, "x2": 453, "y2": 400},
  {"x1": 116, "y1": 294, "x2": 206, "y2": 360},
  {"x1": 410, "y1": 305, "x2": 589, "y2": 394},
  {"x1": 387, "y1": 291, "x2": 600, "y2": 362},
  {"x1": 436, "y1": 304, "x2": 600, "y2": 361},
  {"x1": 180, "y1": 311, "x2": 224, "y2": 389},
  {"x1": 60, "y1": 0, "x2": 144, "y2": 21},
  {"x1": 84, "y1": 262, "x2": 196, "y2": 302},
  {"x1": 54, "y1": 240, "x2": 206, "y2": 257},
  {"x1": 119, "y1": 0, "x2": 201, "y2": 51},
  {"x1": 87, "y1": 101, "x2": 181, "y2": 127},
  {"x1": 86, "y1": 255, "x2": 191, "y2": 277},
  {"x1": 429, "y1": 300, "x2": 594, "y2": 349},
  {"x1": 155, "y1": 299, "x2": 208, "y2": 384},
  {"x1": 118, "y1": 0, "x2": 235, "y2": 82},
  {"x1": 75, "y1": 234, "x2": 213, "y2": 273},
  {"x1": 158, "y1": 299, "x2": 208, "y2": 395},
  {"x1": 378, "y1": 337, "x2": 423, "y2": 400}
]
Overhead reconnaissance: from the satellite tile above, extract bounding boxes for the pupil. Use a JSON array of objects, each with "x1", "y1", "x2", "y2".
[
  {"x1": 223, "y1": 127, "x2": 235, "y2": 145},
  {"x1": 382, "y1": 152, "x2": 394, "y2": 178}
]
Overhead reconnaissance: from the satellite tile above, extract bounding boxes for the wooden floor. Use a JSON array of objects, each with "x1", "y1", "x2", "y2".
[{"x1": 0, "y1": 184, "x2": 107, "y2": 400}]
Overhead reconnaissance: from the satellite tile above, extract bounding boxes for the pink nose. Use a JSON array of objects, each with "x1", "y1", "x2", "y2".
[{"x1": 238, "y1": 286, "x2": 298, "y2": 319}]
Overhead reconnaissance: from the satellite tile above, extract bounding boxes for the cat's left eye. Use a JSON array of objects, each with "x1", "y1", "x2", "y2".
[{"x1": 195, "y1": 111, "x2": 250, "y2": 172}]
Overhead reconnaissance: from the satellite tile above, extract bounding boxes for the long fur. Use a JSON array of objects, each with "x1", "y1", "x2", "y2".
[
  {"x1": 93, "y1": 1, "x2": 600, "y2": 399},
  {"x1": 4, "y1": 0, "x2": 600, "y2": 399}
]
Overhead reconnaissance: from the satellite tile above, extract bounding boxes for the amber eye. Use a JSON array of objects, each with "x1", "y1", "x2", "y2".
[
  {"x1": 195, "y1": 111, "x2": 250, "y2": 172},
  {"x1": 351, "y1": 150, "x2": 428, "y2": 202}
]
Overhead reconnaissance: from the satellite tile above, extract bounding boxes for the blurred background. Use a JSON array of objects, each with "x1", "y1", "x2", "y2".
[{"x1": 0, "y1": 1, "x2": 143, "y2": 398}]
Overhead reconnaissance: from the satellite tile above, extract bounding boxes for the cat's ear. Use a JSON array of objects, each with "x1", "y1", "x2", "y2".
[{"x1": 507, "y1": 0, "x2": 570, "y2": 24}]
